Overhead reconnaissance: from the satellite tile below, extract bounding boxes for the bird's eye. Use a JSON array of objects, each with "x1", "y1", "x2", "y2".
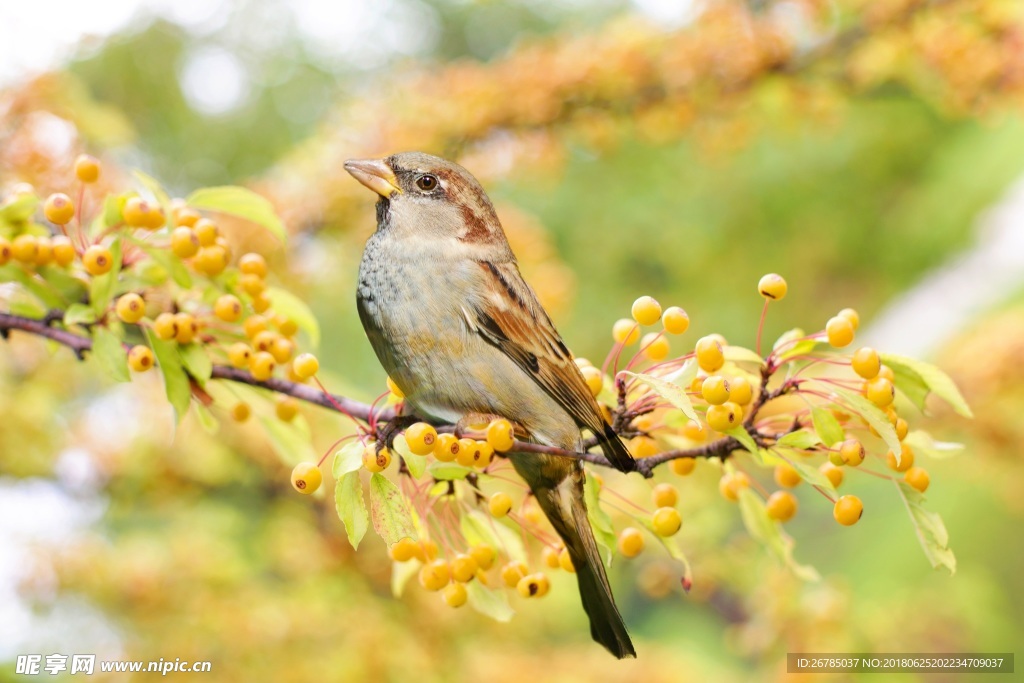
[{"x1": 415, "y1": 174, "x2": 438, "y2": 191}]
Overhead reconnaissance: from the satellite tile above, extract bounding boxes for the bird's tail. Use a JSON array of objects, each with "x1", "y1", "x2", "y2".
[
  {"x1": 596, "y1": 423, "x2": 635, "y2": 473},
  {"x1": 531, "y1": 467, "x2": 636, "y2": 659}
]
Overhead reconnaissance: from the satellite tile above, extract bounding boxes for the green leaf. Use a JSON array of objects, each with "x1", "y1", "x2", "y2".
[
  {"x1": 186, "y1": 186, "x2": 286, "y2": 242},
  {"x1": 772, "y1": 328, "x2": 805, "y2": 351},
  {"x1": 391, "y1": 434, "x2": 427, "y2": 478},
  {"x1": 723, "y1": 345, "x2": 765, "y2": 367},
  {"x1": 895, "y1": 480, "x2": 956, "y2": 574},
  {"x1": 38, "y1": 266, "x2": 87, "y2": 303},
  {"x1": 258, "y1": 415, "x2": 317, "y2": 466},
  {"x1": 811, "y1": 407, "x2": 844, "y2": 447},
  {"x1": 903, "y1": 430, "x2": 964, "y2": 459},
  {"x1": 2, "y1": 266, "x2": 64, "y2": 309},
  {"x1": 775, "y1": 448, "x2": 835, "y2": 491},
  {"x1": 265, "y1": 287, "x2": 320, "y2": 347},
  {"x1": 776, "y1": 430, "x2": 821, "y2": 450},
  {"x1": 333, "y1": 441, "x2": 365, "y2": 477},
  {"x1": 724, "y1": 425, "x2": 757, "y2": 454},
  {"x1": 886, "y1": 362, "x2": 931, "y2": 413},
  {"x1": 63, "y1": 303, "x2": 97, "y2": 327},
  {"x1": 335, "y1": 471, "x2": 369, "y2": 550},
  {"x1": 427, "y1": 462, "x2": 472, "y2": 480},
  {"x1": 7, "y1": 291, "x2": 47, "y2": 318},
  {"x1": 461, "y1": 509, "x2": 527, "y2": 564},
  {"x1": 133, "y1": 169, "x2": 171, "y2": 209},
  {"x1": 89, "y1": 237, "x2": 122, "y2": 316},
  {"x1": 133, "y1": 238, "x2": 192, "y2": 288},
  {"x1": 179, "y1": 344, "x2": 212, "y2": 384},
  {"x1": 466, "y1": 580, "x2": 514, "y2": 622},
  {"x1": 0, "y1": 194, "x2": 39, "y2": 225},
  {"x1": 368, "y1": 473, "x2": 416, "y2": 546},
  {"x1": 880, "y1": 353, "x2": 973, "y2": 418},
  {"x1": 832, "y1": 387, "x2": 901, "y2": 460},
  {"x1": 620, "y1": 366, "x2": 700, "y2": 426},
  {"x1": 737, "y1": 486, "x2": 819, "y2": 581},
  {"x1": 193, "y1": 402, "x2": 220, "y2": 434},
  {"x1": 391, "y1": 559, "x2": 421, "y2": 598},
  {"x1": 657, "y1": 535, "x2": 694, "y2": 591},
  {"x1": 584, "y1": 472, "x2": 615, "y2": 569},
  {"x1": 90, "y1": 327, "x2": 129, "y2": 383},
  {"x1": 145, "y1": 330, "x2": 191, "y2": 421}
]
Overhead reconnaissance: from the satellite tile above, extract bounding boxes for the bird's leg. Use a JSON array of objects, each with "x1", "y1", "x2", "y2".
[{"x1": 375, "y1": 414, "x2": 421, "y2": 454}]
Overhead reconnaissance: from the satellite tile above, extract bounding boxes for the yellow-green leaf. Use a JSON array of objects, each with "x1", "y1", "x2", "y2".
[
  {"x1": 391, "y1": 434, "x2": 427, "y2": 478},
  {"x1": 333, "y1": 441, "x2": 365, "y2": 477},
  {"x1": 895, "y1": 480, "x2": 956, "y2": 574},
  {"x1": 145, "y1": 330, "x2": 191, "y2": 421},
  {"x1": 335, "y1": 471, "x2": 369, "y2": 550},
  {"x1": 737, "y1": 485, "x2": 819, "y2": 581},
  {"x1": 90, "y1": 327, "x2": 129, "y2": 383},
  {"x1": 461, "y1": 509, "x2": 526, "y2": 564},
  {"x1": 266, "y1": 287, "x2": 320, "y2": 347},
  {"x1": 179, "y1": 343, "x2": 212, "y2": 384},
  {"x1": 833, "y1": 387, "x2": 900, "y2": 460},
  {"x1": 903, "y1": 430, "x2": 963, "y2": 459},
  {"x1": 811, "y1": 407, "x2": 844, "y2": 447},
  {"x1": 186, "y1": 186, "x2": 286, "y2": 242},
  {"x1": 466, "y1": 580, "x2": 514, "y2": 622},
  {"x1": 369, "y1": 473, "x2": 416, "y2": 546},
  {"x1": 620, "y1": 365, "x2": 699, "y2": 425},
  {"x1": 258, "y1": 415, "x2": 317, "y2": 466},
  {"x1": 584, "y1": 472, "x2": 615, "y2": 569},
  {"x1": 880, "y1": 353, "x2": 973, "y2": 418}
]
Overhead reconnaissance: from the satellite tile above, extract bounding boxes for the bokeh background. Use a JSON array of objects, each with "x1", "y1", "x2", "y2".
[{"x1": 1, "y1": 0, "x2": 1023, "y2": 681}]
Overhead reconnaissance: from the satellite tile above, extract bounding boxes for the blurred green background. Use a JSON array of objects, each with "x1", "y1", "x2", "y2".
[{"x1": 1, "y1": 0, "x2": 1022, "y2": 681}]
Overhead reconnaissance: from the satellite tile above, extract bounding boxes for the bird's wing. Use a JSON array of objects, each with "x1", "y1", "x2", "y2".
[{"x1": 463, "y1": 260, "x2": 609, "y2": 438}]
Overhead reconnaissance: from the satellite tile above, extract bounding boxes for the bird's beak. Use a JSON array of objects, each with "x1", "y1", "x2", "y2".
[{"x1": 344, "y1": 158, "x2": 402, "y2": 198}]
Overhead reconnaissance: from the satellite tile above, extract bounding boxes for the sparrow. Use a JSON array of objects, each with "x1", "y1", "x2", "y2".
[{"x1": 345, "y1": 151, "x2": 636, "y2": 658}]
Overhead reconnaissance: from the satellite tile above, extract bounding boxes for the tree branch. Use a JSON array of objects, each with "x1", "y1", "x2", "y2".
[{"x1": 0, "y1": 310, "x2": 762, "y2": 478}]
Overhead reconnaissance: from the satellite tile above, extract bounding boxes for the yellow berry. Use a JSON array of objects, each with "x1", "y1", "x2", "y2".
[
  {"x1": 820, "y1": 462, "x2": 844, "y2": 488},
  {"x1": 826, "y1": 316, "x2": 855, "y2": 348},
  {"x1": 83, "y1": 245, "x2": 113, "y2": 275},
  {"x1": 290, "y1": 462, "x2": 322, "y2": 494},
  {"x1": 486, "y1": 418, "x2": 516, "y2": 452},
  {"x1": 171, "y1": 227, "x2": 200, "y2": 258},
  {"x1": 123, "y1": 197, "x2": 162, "y2": 228},
  {"x1": 838, "y1": 308, "x2": 860, "y2": 330},
  {"x1": 895, "y1": 417, "x2": 909, "y2": 441},
  {"x1": 275, "y1": 398, "x2": 298, "y2": 422},
  {"x1": 542, "y1": 546, "x2": 561, "y2": 569},
  {"x1": 682, "y1": 419, "x2": 706, "y2": 442},
  {"x1": 632, "y1": 296, "x2": 662, "y2": 326},
  {"x1": 701, "y1": 375, "x2": 731, "y2": 405},
  {"x1": 174, "y1": 313, "x2": 198, "y2": 344},
  {"x1": 695, "y1": 335, "x2": 725, "y2": 372},
  {"x1": 51, "y1": 235, "x2": 74, "y2": 267},
  {"x1": 728, "y1": 376, "x2": 753, "y2": 405},
  {"x1": 74, "y1": 154, "x2": 101, "y2": 183},
  {"x1": 227, "y1": 342, "x2": 252, "y2": 368},
  {"x1": 389, "y1": 537, "x2": 419, "y2": 562},
  {"x1": 469, "y1": 545, "x2": 496, "y2": 570},
  {"x1": 251, "y1": 292, "x2": 271, "y2": 313},
  {"x1": 877, "y1": 365, "x2": 895, "y2": 382},
  {"x1": 0, "y1": 237, "x2": 13, "y2": 265},
  {"x1": 362, "y1": 445, "x2": 392, "y2": 472},
  {"x1": 432, "y1": 433, "x2": 460, "y2": 462},
  {"x1": 32, "y1": 237, "x2": 52, "y2": 266},
  {"x1": 661, "y1": 306, "x2": 690, "y2": 335},
  {"x1": 851, "y1": 347, "x2": 880, "y2": 379},
  {"x1": 214, "y1": 294, "x2": 242, "y2": 322},
  {"x1": 127, "y1": 345, "x2": 154, "y2": 372},
  {"x1": 839, "y1": 439, "x2": 866, "y2": 467},
  {"x1": 774, "y1": 462, "x2": 802, "y2": 488},
  {"x1": 865, "y1": 377, "x2": 895, "y2": 407},
  {"x1": 450, "y1": 553, "x2": 479, "y2": 583},
  {"x1": 886, "y1": 445, "x2": 914, "y2": 472},
  {"x1": 719, "y1": 471, "x2": 751, "y2": 502},
  {"x1": 194, "y1": 245, "x2": 227, "y2": 276},
  {"x1": 239, "y1": 252, "x2": 268, "y2": 277},
  {"x1": 758, "y1": 273, "x2": 787, "y2": 300},
  {"x1": 116, "y1": 293, "x2": 146, "y2": 323},
  {"x1": 252, "y1": 330, "x2": 278, "y2": 352},
  {"x1": 419, "y1": 539, "x2": 440, "y2": 562},
  {"x1": 580, "y1": 365, "x2": 603, "y2": 396},
  {"x1": 249, "y1": 351, "x2": 276, "y2": 380},
  {"x1": 618, "y1": 527, "x2": 644, "y2": 558},
  {"x1": 706, "y1": 401, "x2": 742, "y2": 432},
  {"x1": 231, "y1": 402, "x2": 251, "y2": 422},
  {"x1": 489, "y1": 492, "x2": 513, "y2": 518},
  {"x1": 766, "y1": 490, "x2": 798, "y2": 522},
  {"x1": 652, "y1": 483, "x2": 678, "y2": 508},
  {"x1": 11, "y1": 234, "x2": 38, "y2": 263},
  {"x1": 292, "y1": 353, "x2": 319, "y2": 380},
  {"x1": 904, "y1": 466, "x2": 930, "y2": 493},
  {"x1": 270, "y1": 337, "x2": 294, "y2": 364},
  {"x1": 556, "y1": 547, "x2": 574, "y2": 573},
  {"x1": 276, "y1": 316, "x2": 298, "y2": 337},
  {"x1": 418, "y1": 560, "x2": 450, "y2": 591},
  {"x1": 243, "y1": 315, "x2": 267, "y2": 339},
  {"x1": 641, "y1": 332, "x2": 670, "y2": 361},
  {"x1": 386, "y1": 375, "x2": 404, "y2": 398},
  {"x1": 612, "y1": 318, "x2": 640, "y2": 345},
  {"x1": 194, "y1": 218, "x2": 219, "y2": 246},
  {"x1": 670, "y1": 458, "x2": 696, "y2": 476},
  {"x1": 833, "y1": 495, "x2": 863, "y2": 526},
  {"x1": 652, "y1": 507, "x2": 682, "y2": 536},
  {"x1": 173, "y1": 207, "x2": 201, "y2": 228},
  {"x1": 517, "y1": 573, "x2": 550, "y2": 598},
  {"x1": 240, "y1": 273, "x2": 265, "y2": 297},
  {"x1": 44, "y1": 193, "x2": 75, "y2": 224},
  {"x1": 443, "y1": 582, "x2": 468, "y2": 607},
  {"x1": 153, "y1": 312, "x2": 178, "y2": 340},
  {"x1": 405, "y1": 423, "x2": 437, "y2": 456},
  {"x1": 501, "y1": 561, "x2": 528, "y2": 588}
]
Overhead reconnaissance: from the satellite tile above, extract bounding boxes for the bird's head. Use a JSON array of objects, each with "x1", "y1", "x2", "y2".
[{"x1": 344, "y1": 152, "x2": 509, "y2": 252}]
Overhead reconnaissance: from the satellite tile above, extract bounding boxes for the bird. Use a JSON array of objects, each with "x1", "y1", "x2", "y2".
[{"x1": 345, "y1": 151, "x2": 637, "y2": 658}]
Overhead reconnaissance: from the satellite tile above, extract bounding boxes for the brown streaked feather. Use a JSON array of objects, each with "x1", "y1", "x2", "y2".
[{"x1": 465, "y1": 260, "x2": 627, "y2": 455}]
